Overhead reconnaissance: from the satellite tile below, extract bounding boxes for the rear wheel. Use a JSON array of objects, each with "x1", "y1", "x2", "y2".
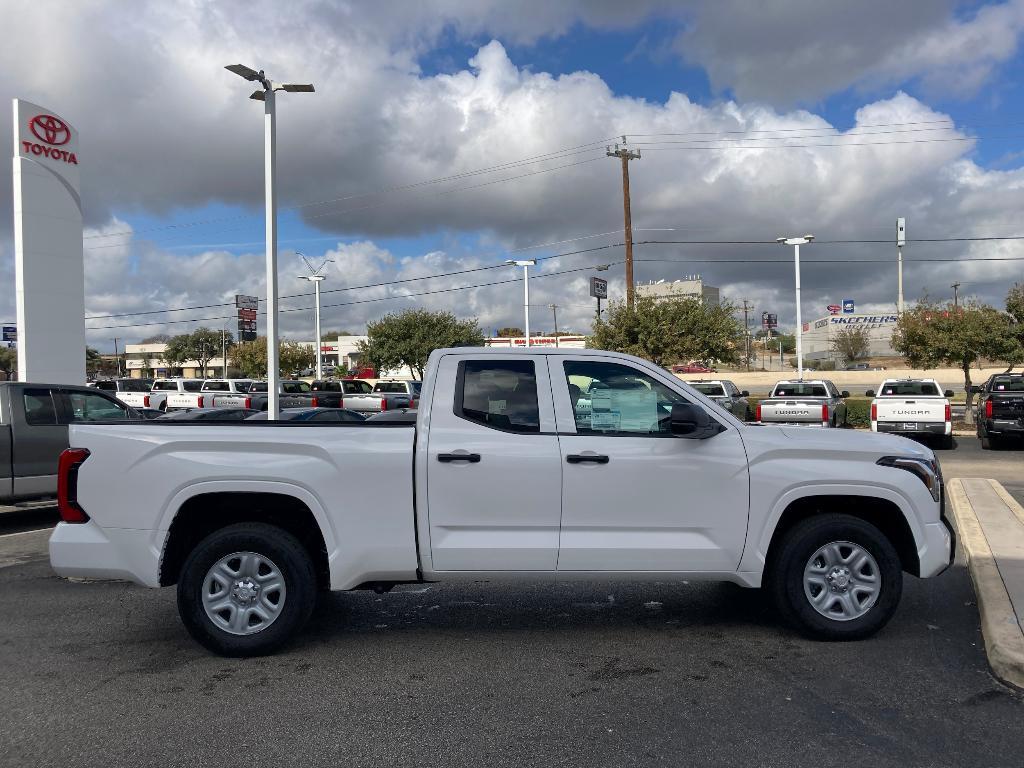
[
  {"x1": 769, "y1": 515, "x2": 902, "y2": 640},
  {"x1": 981, "y1": 435, "x2": 998, "y2": 450},
  {"x1": 177, "y1": 522, "x2": 316, "y2": 656}
]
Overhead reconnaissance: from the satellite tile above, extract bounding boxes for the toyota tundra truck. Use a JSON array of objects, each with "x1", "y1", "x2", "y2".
[
  {"x1": 867, "y1": 379, "x2": 954, "y2": 449},
  {"x1": 165, "y1": 379, "x2": 253, "y2": 411},
  {"x1": 49, "y1": 348, "x2": 952, "y2": 656},
  {"x1": 756, "y1": 380, "x2": 849, "y2": 427}
]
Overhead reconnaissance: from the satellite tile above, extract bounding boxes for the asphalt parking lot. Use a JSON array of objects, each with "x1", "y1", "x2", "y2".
[{"x1": 1, "y1": 435, "x2": 1022, "y2": 768}]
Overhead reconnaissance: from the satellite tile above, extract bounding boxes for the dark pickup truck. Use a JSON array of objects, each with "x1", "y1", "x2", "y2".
[
  {"x1": 0, "y1": 382, "x2": 138, "y2": 503},
  {"x1": 975, "y1": 373, "x2": 1024, "y2": 449}
]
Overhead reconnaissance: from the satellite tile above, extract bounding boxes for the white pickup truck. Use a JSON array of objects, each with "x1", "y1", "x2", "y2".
[
  {"x1": 164, "y1": 379, "x2": 254, "y2": 411},
  {"x1": 49, "y1": 348, "x2": 953, "y2": 656},
  {"x1": 118, "y1": 378, "x2": 203, "y2": 412},
  {"x1": 868, "y1": 379, "x2": 954, "y2": 449}
]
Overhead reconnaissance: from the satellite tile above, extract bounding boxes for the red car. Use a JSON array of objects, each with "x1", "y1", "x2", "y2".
[{"x1": 672, "y1": 363, "x2": 717, "y2": 374}]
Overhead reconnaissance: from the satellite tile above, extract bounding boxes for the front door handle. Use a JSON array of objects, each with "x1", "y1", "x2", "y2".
[
  {"x1": 438, "y1": 452, "x2": 481, "y2": 463},
  {"x1": 566, "y1": 453, "x2": 609, "y2": 464}
]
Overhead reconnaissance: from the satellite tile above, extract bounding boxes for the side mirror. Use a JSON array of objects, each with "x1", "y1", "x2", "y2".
[
  {"x1": 944, "y1": 390, "x2": 954, "y2": 398},
  {"x1": 740, "y1": 390, "x2": 750, "y2": 397},
  {"x1": 840, "y1": 391, "x2": 850, "y2": 399},
  {"x1": 970, "y1": 385, "x2": 983, "y2": 394},
  {"x1": 670, "y1": 402, "x2": 721, "y2": 439},
  {"x1": 865, "y1": 389, "x2": 875, "y2": 398}
]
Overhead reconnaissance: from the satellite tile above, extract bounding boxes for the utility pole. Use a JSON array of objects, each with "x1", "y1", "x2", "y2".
[
  {"x1": 112, "y1": 338, "x2": 120, "y2": 377},
  {"x1": 741, "y1": 300, "x2": 754, "y2": 372},
  {"x1": 221, "y1": 327, "x2": 227, "y2": 377},
  {"x1": 607, "y1": 138, "x2": 641, "y2": 305},
  {"x1": 952, "y1": 281, "x2": 961, "y2": 309},
  {"x1": 549, "y1": 304, "x2": 559, "y2": 346}
]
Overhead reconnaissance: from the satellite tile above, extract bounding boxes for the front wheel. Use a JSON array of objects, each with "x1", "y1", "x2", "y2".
[
  {"x1": 177, "y1": 522, "x2": 316, "y2": 656},
  {"x1": 768, "y1": 515, "x2": 903, "y2": 640}
]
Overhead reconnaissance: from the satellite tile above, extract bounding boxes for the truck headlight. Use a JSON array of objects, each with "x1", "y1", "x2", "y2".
[{"x1": 877, "y1": 456, "x2": 942, "y2": 502}]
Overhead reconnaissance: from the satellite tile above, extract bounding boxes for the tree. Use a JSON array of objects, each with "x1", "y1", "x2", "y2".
[
  {"x1": 1006, "y1": 283, "x2": 1024, "y2": 371},
  {"x1": 140, "y1": 333, "x2": 171, "y2": 344},
  {"x1": 0, "y1": 346, "x2": 15, "y2": 378},
  {"x1": 496, "y1": 327, "x2": 524, "y2": 338},
  {"x1": 164, "y1": 328, "x2": 234, "y2": 378},
  {"x1": 831, "y1": 326, "x2": 871, "y2": 364},
  {"x1": 230, "y1": 337, "x2": 314, "y2": 378},
  {"x1": 85, "y1": 346, "x2": 102, "y2": 376},
  {"x1": 358, "y1": 309, "x2": 485, "y2": 379},
  {"x1": 892, "y1": 299, "x2": 1018, "y2": 420},
  {"x1": 590, "y1": 296, "x2": 744, "y2": 368},
  {"x1": 320, "y1": 330, "x2": 352, "y2": 340}
]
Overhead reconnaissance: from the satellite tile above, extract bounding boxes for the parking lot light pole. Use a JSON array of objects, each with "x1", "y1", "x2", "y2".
[
  {"x1": 776, "y1": 235, "x2": 814, "y2": 380},
  {"x1": 505, "y1": 259, "x2": 536, "y2": 346},
  {"x1": 296, "y1": 252, "x2": 332, "y2": 381},
  {"x1": 226, "y1": 63, "x2": 314, "y2": 419}
]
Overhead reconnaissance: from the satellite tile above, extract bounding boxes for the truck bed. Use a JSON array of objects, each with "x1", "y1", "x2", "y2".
[{"x1": 59, "y1": 420, "x2": 420, "y2": 589}]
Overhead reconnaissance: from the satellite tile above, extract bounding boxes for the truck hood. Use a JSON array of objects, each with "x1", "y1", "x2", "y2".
[{"x1": 776, "y1": 425, "x2": 934, "y2": 461}]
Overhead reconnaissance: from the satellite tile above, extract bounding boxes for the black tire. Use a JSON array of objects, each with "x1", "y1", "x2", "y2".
[
  {"x1": 177, "y1": 522, "x2": 316, "y2": 657},
  {"x1": 768, "y1": 514, "x2": 903, "y2": 641},
  {"x1": 981, "y1": 435, "x2": 995, "y2": 450}
]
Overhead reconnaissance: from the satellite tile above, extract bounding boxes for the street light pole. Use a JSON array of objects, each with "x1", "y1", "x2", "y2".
[
  {"x1": 505, "y1": 259, "x2": 536, "y2": 347},
  {"x1": 296, "y1": 252, "x2": 332, "y2": 381},
  {"x1": 777, "y1": 235, "x2": 814, "y2": 380},
  {"x1": 226, "y1": 63, "x2": 315, "y2": 419}
]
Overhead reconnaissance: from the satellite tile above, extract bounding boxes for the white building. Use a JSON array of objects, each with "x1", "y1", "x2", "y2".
[
  {"x1": 801, "y1": 313, "x2": 900, "y2": 361},
  {"x1": 636, "y1": 276, "x2": 720, "y2": 306}
]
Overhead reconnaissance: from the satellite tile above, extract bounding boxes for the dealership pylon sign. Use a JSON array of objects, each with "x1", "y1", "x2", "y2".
[{"x1": 13, "y1": 98, "x2": 85, "y2": 383}]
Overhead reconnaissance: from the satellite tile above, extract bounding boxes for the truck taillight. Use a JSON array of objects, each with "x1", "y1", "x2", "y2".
[
  {"x1": 311, "y1": 397, "x2": 319, "y2": 408},
  {"x1": 870, "y1": 402, "x2": 877, "y2": 421},
  {"x1": 339, "y1": 397, "x2": 345, "y2": 409},
  {"x1": 244, "y1": 397, "x2": 251, "y2": 409},
  {"x1": 822, "y1": 404, "x2": 829, "y2": 422},
  {"x1": 945, "y1": 403, "x2": 951, "y2": 422},
  {"x1": 755, "y1": 404, "x2": 761, "y2": 421},
  {"x1": 985, "y1": 399, "x2": 993, "y2": 418},
  {"x1": 381, "y1": 399, "x2": 388, "y2": 411},
  {"x1": 57, "y1": 449, "x2": 91, "y2": 524},
  {"x1": 143, "y1": 395, "x2": 150, "y2": 407},
  {"x1": 197, "y1": 395, "x2": 204, "y2": 408}
]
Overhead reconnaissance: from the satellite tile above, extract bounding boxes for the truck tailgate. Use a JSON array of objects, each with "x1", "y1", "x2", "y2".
[
  {"x1": 875, "y1": 400, "x2": 946, "y2": 422},
  {"x1": 759, "y1": 400, "x2": 826, "y2": 424},
  {"x1": 991, "y1": 395, "x2": 1024, "y2": 419}
]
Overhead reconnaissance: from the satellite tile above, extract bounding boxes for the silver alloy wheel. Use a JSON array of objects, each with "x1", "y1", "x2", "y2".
[
  {"x1": 802, "y1": 540, "x2": 881, "y2": 621},
  {"x1": 201, "y1": 551, "x2": 287, "y2": 636}
]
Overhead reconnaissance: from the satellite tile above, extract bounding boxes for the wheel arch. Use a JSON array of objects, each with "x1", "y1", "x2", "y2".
[
  {"x1": 158, "y1": 487, "x2": 333, "y2": 589},
  {"x1": 762, "y1": 494, "x2": 921, "y2": 577}
]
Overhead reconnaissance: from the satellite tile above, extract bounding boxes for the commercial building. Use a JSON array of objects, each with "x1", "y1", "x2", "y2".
[
  {"x1": 636, "y1": 276, "x2": 720, "y2": 306},
  {"x1": 801, "y1": 313, "x2": 900, "y2": 361}
]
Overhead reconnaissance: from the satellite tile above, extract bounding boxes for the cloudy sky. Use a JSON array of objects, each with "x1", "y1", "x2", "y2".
[{"x1": 3, "y1": 0, "x2": 1024, "y2": 350}]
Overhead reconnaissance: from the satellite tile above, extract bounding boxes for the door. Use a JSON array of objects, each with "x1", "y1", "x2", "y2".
[
  {"x1": 11, "y1": 387, "x2": 67, "y2": 497},
  {"x1": 555, "y1": 357, "x2": 749, "y2": 572},
  {"x1": 426, "y1": 355, "x2": 562, "y2": 571}
]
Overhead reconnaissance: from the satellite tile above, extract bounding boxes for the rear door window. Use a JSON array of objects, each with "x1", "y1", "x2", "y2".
[
  {"x1": 23, "y1": 389, "x2": 59, "y2": 425},
  {"x1": 456, "y1": 360, "x2": 539, "y2": 433},
  {"x1": 60, "y1": 391, "x2": 130, "y2": 422}
]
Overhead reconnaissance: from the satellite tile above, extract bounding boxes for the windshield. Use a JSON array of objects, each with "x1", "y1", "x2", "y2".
[
  {"x1": 692, "y1": 383, "x2": 726, "y2": 397},
  {"x1": 991, "y1": 376, "x2": 1024, "y2": 392},
  {"x1": 773, "y1": 384, "x2": 828, "y2": 397},
  {"x1": 879, "y1": 381, "x2": 940, "y2": 396}
]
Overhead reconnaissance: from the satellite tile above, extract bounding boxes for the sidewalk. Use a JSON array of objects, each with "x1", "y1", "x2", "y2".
[{"x1": 947, "y1": 477, "x2": 1024, "y2": 690}]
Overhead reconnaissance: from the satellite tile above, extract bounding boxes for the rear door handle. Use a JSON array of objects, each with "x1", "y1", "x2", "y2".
[
  {"x1": 566, "y1": 454, "x2": 610, "y2": 464},
  {"x1": 438, "y1": 452, "x2": 481, "y2": 463}
]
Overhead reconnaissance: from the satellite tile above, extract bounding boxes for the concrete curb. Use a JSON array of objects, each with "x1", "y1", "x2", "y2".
[{"x1": 947, "y1": 478, "x2": 1024, "y2": 690}]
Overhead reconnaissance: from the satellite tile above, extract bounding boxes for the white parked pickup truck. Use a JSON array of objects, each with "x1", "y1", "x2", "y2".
[
  {"x1": 164, "y1": 379, "x2": 254, "y2": 411},
  {"x1": 868, "y1": 379, "x2": 954, "y2": 449},
  {"x1": 49, "y1": 348, "x2": 954, "y2": 656},
  {"x1": 119, "y1": 378, "x2": 203, "y2": 412}
]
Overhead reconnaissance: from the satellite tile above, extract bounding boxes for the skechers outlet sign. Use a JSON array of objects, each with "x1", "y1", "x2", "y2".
[
  {"x1": 828, "y1": 315, "x2": 898, "y2": 330},
  {"x1": 20, "y1": 114, "x2": 78, "y2": 164}
]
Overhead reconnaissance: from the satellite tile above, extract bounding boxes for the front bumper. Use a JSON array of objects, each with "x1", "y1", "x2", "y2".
[{"x1": 49, "y1": 522, "x2": 162, "y2": 587}]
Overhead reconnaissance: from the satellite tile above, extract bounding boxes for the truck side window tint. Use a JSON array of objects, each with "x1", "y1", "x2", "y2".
[
  {"x1": 23, "y1": 389, "x2": 58, "y2": 425},
  {"x1": 457, "y1": 360, "x2": 539, "y2": 434},
  {"x1": 565, "y1": 360, "x2": 687, "y2": 436},
  {"x1": 64, "y1": 392, "x2": 129, "y2": 422}
]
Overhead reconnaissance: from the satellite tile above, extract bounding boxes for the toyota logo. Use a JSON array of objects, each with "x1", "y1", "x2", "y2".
[{"x1": 29, "y1": 114, "x2": 70, "y2": 146}]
